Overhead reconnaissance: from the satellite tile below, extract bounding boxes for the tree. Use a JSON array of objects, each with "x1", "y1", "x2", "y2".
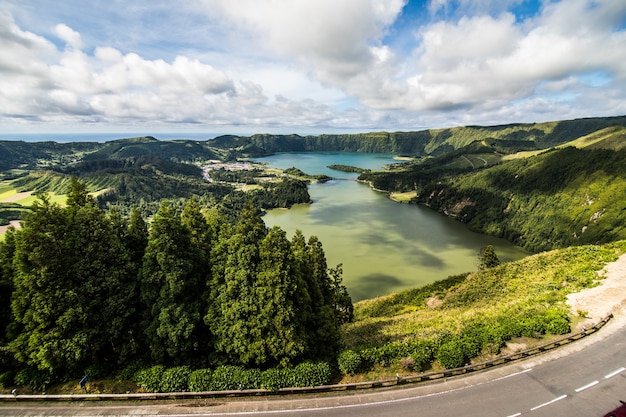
[
  {"x1": 0, "y1": 226, "x2": 16, "y2": 343},
  {"x1": 10, "y1": 189, "x2": 137, "y2": 378},
  {"x1": 207, "y1": 202, "x2": 267, "y2": 366},
  {"x1": 10, "y1": 195, "x2": 76, "y2": 377},
  {"x1": 478, "y1": 245, "x2": 501, "y2": 270},
  {"x1": 139, "y1": 201, "x2": 205, "y2": 365},
  {"x1": 253, "y1": 226, "x2": 306, "y2": 366}
]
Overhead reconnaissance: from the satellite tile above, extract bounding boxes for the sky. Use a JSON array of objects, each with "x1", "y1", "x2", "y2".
[{"x1": 1, "y1": 0, "x2": 626, "y2": 136}]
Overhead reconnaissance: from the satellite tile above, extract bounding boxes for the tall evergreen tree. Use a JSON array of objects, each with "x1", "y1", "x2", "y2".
[
  {"x1": 10, "y1": 186, "x2": 136, "y2": 377},
  {"x1": 253, "y1": 226, "x2": 306, "y2": 366},
  {"x1": 10, "y1": 195, "x2": 75, "y2": 377},
  {"x1": 139, "y1": 201, "x2": 205, "y2": 365},
  {"x1": 208, "y1": 202, "x2": 267, "y2": 366}
]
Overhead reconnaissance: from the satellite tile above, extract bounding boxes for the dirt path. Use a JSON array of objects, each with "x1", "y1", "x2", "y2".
[
  {"x1": 567, "y1": 252, "x2": 626, "y2": 330},
  {"x1": 0, "y1": 191, "x2": 32, "y2": 203},
  {"x1": 0, "y1": 220, "x2": 21, "y2": 235}
]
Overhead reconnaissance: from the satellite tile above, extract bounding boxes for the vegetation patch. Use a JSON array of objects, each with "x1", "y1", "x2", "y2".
[{"x1": 338, "y1": 242, "x2": 626, "y2": 378}]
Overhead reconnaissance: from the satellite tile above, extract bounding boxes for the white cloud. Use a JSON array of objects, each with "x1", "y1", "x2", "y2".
[
  {"x1": 202, "y1": 0, "x2": 406, "y2": 86},
  {"x1": 1, "y1": 0, "x2": 626, "y2": 133},
  {"x1": 53, "y1": 23, "x2": 83, "y2": 50}
]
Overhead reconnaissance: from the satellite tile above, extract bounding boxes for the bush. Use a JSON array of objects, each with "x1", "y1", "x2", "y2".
[
  {"x1": 338, "y1": 350, "x2": 362, "y2": 375},
  {"x1": 260, "y1": 367, "x2": 289, "y2": 391},
  {"x1": 188, "y1": 368, "x2": 212, "y2": 392},
  {"x1": 134, "y1": 365, "x2": 165, "y2": 393},
  {"x1": 209, "y1": 365, "x2": 246, "y2": 391},
  {"x1": 14, "y1": 367, "x2": 52, "y2": 390},
  {"x1": 83, "y1": 364, "x2": 109, "y2": 381},
  {"x1": 290, "y1": 361, "x2": 332, "y2": 387},
  {"x1": 238, "y1": 368, "x2": 262, "y2": 390},
  {"x1": 544, "y1": 310, "x2": 571, "y2": 335},
  {"x1": 117, "y1": 360, "x2": 147, "y2": 382},
  {"x1": 436, "y1": 339, "x2": 466, "y2": 369},
  {"x1": 408, "y1": 340, "x2": 435, "y2": 372},
  {"x1": 161, "y1": 366, "x2": 191, "y2": 393}
]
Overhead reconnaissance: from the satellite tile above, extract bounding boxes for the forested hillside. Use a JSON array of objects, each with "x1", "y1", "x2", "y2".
[
  {"x1": 210, "y1": 115, "x2": 626, "y2": 157},
  {"x1": 361, "y1": 137, "x2": 626, "y2": 252}
]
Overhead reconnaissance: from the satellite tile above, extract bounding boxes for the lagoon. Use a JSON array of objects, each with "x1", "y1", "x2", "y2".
[{"x1": 256, "y1": 152, "x2": 530, "y2": 302}]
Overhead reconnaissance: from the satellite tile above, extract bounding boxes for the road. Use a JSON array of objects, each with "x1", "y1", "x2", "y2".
[{"x1": 1, "y1": 320, "x2": 625, "y2": 417}]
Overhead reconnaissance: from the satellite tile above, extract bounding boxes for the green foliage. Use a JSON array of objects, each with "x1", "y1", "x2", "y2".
[
  {"x1": 117, "y1": 360, "x2": 147, "y2": 382},
  {"x1": 14, "y1": 367, "x2": 52, "y2": 391},
  {"x1": 290, "y1": 361, "x2": 332, "y2": 387},
  {"x1": 478, "y1": 245, "x2": 500, "y2": 270},
  {"x1": 260, "y1": 367, "x2": 290, "y2": 391},
  {"x1": 437, "y1": 339, "x2": 467, "y2": 369},
  {"x1": 209, "y1": 365, "x2": 247, "y2": 391},
  {"x1": 345, "y1": 244, "x2": 622, "y2": 373},
  {"x1": 134, "y1": 365, "x2": 165, "y2": 393},
  {"x1": 139, "y1": 200, "x2": 207, "y2": 365},
  {"x1": 338, "y1": 350, "x2": 362, "y2": 376},
  {"x1": 160, "y1": 366, "x2": 192, "y2": 393},
  {"x1": 188, "y1": 368, "x2": 213, "y2": 392}
]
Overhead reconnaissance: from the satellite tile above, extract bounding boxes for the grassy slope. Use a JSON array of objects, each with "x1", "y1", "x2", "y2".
[{"x1": 339, "y1": 241, "x2": 626, "y2": 379}]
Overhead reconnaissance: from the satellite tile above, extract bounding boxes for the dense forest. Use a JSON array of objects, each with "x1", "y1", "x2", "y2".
[{"x1": 0, "y1": 179, "x2": 352, "y2": 388}]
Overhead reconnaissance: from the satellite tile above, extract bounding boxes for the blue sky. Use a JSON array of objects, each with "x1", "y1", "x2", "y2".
[{"x1": 1, "y1": 0, "x2": 625, "y2": 136}]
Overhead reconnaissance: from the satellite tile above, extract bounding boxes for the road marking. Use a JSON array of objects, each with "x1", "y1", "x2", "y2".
[
  {"x1": 605, "y1": 367, "x2": 625, "y2": 379},
  {"x1": 505, "y1": 413, "x2": 522, "y2": 417},
  {"x1": 575, "y1": 380, "x2": 599, "y2": 392},
  {"x1": 493, "y1": 368, "x2": 532, "y2": 382},
  {"x1": 530, "y1": 394, "x2": 567, "y2": 411}
]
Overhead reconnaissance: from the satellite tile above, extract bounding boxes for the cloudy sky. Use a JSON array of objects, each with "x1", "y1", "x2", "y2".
[{"x1": 2, "y1": 0, "x2": 626, "y2": 136}]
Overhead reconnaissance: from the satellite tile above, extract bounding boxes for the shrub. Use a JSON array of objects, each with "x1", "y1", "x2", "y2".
[
  {"x1": 161, "y1": 366, "x2": 191, "y2": 393},
  {"x1": 117, "y1": 360, "x2": 147, "y2": 382},
  {"x1": 260, "y1": 367, "x2": 289, "y2": 391},
  {"x1": 209, "y1": 365, "x2": 246, "y2": 391},
  {"x1": 83, "y1": 364, "x2": 109, "y2": 381},
  {"x1": 14, "y1": 367, "x2": 52, "y2": 390},
  {"x1": 543, "y1": 310, "x2": 571, "y2": 335},
  {"x1": 188, "y1": 368, "x2": 212, "y2": 392},
  {"x1": 436, "y1": 339, "x2": 466, "y2": 369},
  {"x1": 134, "y1": 365, "x2": 165, "y2": 393},
  {"x1": 239, "y1": 368, "x2": 262, "y2": 390},
  {"x1": 338, "y1": 350, "x2": 362, "y2": 375},
  {"x1": 290, "y1": 361, "x2": 332, "y2": 387},
  {"x1": 409, "y1": 340, "x2": 435, "y2": 372}
]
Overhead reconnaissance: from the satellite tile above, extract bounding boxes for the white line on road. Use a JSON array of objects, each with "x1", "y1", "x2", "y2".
[
  {"x1": 575, "y1": 380, "x2": 599, "y2": 392},
  {"x1": 505, "y1": 413, "x2": 521, "y2": 417},
  {"x1": 605, "y1": 367, "x2": 625, "y2": 379},
  {"x1": 530, "y1": 394, "x2": 567, "y2": 411},
  {"x1": 493, "y1": 368, "x2": 533, "y2": 382}
]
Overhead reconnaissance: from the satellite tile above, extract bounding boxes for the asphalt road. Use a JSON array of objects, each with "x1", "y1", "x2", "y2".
[{"x1": 1, "y1": 320, "x2": 625, "y2": 417}]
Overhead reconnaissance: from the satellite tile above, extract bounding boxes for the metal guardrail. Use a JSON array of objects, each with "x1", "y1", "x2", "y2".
[{"x1": 0, "y1": 313, "x2": 613, "y2": 402}]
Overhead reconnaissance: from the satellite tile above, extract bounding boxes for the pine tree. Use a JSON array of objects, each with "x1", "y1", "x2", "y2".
[
  {"x1": 208, "y1": 202, "x2": 267, "y2": 366},
  {"x1": 253, "y1": 226, "x2": 306, "y2": 366},
  {"x1": 139, "y1": 201, "x2": 205, "y2": 365}
]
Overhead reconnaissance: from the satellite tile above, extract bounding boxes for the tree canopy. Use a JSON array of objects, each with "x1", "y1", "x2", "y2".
[{"x1": 0, "y1": 181, "x2": 352, "y2": 384}]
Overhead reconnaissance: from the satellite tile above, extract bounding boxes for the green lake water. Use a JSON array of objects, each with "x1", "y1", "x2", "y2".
[{"x1": 256, "y1": 153, "x2": 530, "y2": 301}]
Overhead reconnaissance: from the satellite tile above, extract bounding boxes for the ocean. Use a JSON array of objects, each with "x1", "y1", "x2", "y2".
[{"x1": 0, "y1": 132, "x2": 226, "y2": 143}]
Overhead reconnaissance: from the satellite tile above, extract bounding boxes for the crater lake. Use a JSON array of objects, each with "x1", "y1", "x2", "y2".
[{"x1": 255, "y1": 152, "x2": 530, "y2": 301}]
